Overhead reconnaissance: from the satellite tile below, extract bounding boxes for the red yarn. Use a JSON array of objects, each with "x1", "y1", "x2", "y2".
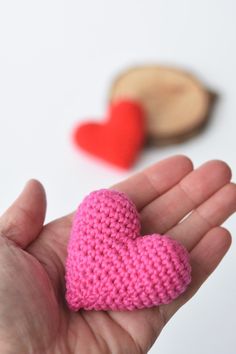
[
  {"x1": 65, "y1": 189, "x2": 191, "y2": 311},
  {"x1": 73, "y1": 100, "x2": 145, "y2": 169}
]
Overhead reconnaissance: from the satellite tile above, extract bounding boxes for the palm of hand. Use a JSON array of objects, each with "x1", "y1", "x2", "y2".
[{"x1": 0, "y1": 156, "x2": 235, "y2": 354}]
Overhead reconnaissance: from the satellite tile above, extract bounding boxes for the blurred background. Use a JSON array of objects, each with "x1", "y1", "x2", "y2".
[{"x1": 0, "y1": 1, "x2": 235, "y2": 353}]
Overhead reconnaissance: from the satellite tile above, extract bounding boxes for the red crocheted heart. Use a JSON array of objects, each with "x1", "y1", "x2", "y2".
[
  {"x1": 73, "y1": 100, "x2": 145, "y2": 169},
  {"x1": 65, "y1": 189, "x2": 191, "y2": 311}
]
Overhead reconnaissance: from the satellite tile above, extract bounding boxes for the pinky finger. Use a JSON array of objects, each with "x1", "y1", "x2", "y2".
[{"x1": 161, "y1": 226, "x2": 232, "y2": 321}]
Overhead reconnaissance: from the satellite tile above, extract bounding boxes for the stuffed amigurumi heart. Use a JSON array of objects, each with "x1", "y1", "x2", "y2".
[
  {"x1": 73, "y1": 100, "x2": 145, "y2": 169},
  {"x1": 65, "y1": 189, "x2": 191, "y2": 311}
]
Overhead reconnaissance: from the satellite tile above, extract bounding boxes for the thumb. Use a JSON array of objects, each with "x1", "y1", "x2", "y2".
[{"x1": 0, "y1": 179, "x2": 47, "y2": 248}]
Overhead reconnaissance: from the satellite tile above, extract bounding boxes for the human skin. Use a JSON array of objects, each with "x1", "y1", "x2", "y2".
[{"x1": 0, "y1": 155, "x2": 235, "y2": 354}]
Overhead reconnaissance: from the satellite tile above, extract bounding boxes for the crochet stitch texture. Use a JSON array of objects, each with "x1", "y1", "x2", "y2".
[{"x1": 65, "y1": 189, "x2": 191, "y2": 311}]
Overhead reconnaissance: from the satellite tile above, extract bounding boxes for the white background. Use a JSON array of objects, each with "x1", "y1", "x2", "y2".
[{"x1": 0, "y1": 1, "x2": 235, "y2": 353}]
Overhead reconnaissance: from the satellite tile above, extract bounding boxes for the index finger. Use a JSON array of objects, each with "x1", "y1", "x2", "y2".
[
  {"x1": 61, "y1": 155, "x2": 193, "y2": 225},
  {"x1": 112, "y1": 155, "x2": 193, "y2": 211}
]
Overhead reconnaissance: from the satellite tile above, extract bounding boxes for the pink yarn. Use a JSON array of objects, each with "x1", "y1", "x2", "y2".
[{"x1": 65, "y1": 189, "x2": 191, "y2": 311}]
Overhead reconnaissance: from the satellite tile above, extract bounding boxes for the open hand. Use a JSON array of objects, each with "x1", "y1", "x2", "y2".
[{"x1": 0, "y1": 156, "x2": 235, "y2": 353}]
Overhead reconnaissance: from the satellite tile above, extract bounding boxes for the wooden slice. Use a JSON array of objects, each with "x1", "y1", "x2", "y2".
[{"x1": 109, "y1": 66, "x2": 213, "y2": 144}]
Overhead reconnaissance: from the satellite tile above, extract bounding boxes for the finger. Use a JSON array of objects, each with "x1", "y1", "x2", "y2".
[
  {"x1": 0, "y1": 180, "x2": 47, "y2": 248},
  {"x1": 113, "y1": 155, "x2": 193, "y2": 210},
  {"x1": 161, "y1": 227, "x2": 231, "y2": 322},
  {"x1": 169, "y1": 182, "x2": 236, "y2": 250},
  {"x1": 59, "y1": 155, "x2": 193, "y2": 224},
  {"x1": 141, "y1": 160, "x2": 231, "y2": 234}
]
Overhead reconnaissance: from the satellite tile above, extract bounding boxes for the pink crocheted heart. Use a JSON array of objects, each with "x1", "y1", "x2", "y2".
[{"x1": 65, "y1": 189, "x2": 191, "y2": 311}]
